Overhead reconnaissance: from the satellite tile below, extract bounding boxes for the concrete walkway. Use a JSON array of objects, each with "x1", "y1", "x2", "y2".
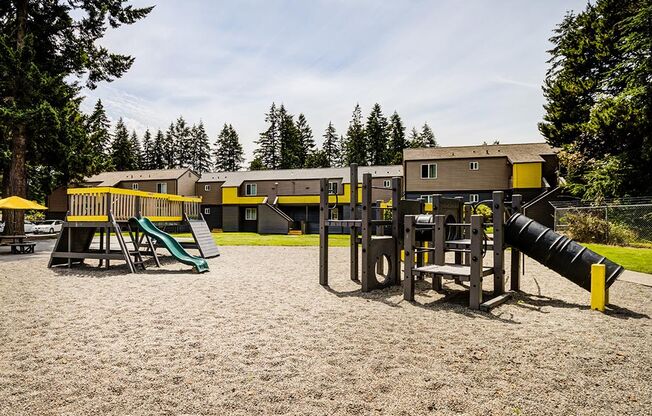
[{"x1": 619, "y1": 269, "x2": 652, "y2": 287}]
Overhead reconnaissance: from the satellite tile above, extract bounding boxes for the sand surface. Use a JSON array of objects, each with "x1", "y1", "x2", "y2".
[{"x1": 1, "y1": 246, "x2": 651, "y2": 415}]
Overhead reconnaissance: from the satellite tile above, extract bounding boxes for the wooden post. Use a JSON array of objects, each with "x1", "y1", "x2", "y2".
[
  {"x1": 469, "y1": 215, "x2": 483, "y2": 310},
  {"x1": 403, "y1": 215, "x2": 416, "y2": 301},
  {"x1": 361, "y1": 173, "x2": 373, "y2": 292},
  {"x1": 432, "y1": 214, "x2": 445, "y2": 291},
  {"x1": 591, "y1": 264, "x2": 606, "y2": 312},
  {"x1": 350, "y1": 164, "x2": 359, "y2": 281},
  {"x1": 319, "y1": 178, "x2": 329, "y2": 286},
  {"x1": 510, "y1": 194, "x2": 522, "y2": 291},
  {"x1": 391, "y1": 176, "x2": 402, "y2": 285},
  {"x1": 492, "y1": 191, "x2": 505, "y2": 295}
]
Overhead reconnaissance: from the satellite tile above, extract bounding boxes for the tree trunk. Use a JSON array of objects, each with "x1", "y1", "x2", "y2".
[{"x1": 4, "y1": 0, "x2": 29, "y2": 236}]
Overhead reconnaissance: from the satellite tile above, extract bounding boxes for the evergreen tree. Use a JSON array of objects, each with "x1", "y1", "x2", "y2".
[
  {"x1": 151, "y1": 129, "x2": 166, "y2": 169},
  {"x1": 387, "y1": 112, "x2": 407, "y2": 164},
  {"x1": 305, "y1": 149, "x2": 329, "y2": 168},
  {"x1": 366, "y1": 103, "x2": 390, "y2": 165},
  {"x1": 278, "y1": 105, "x2": 302, "y2": 169},
  {"x1": 0, "y1": 1, "x2": 151, "y2": 235},
  {"x1": 254, "y1": 103, "x2": 281, "y2": 169},
  {"x1": 420, "y1": 123, "x2": 438, "y2": 147},
  {"x1": 249, "y1": 156, "x2": 264, "y2": 171},
  {"x1": 87, "y1": 99, "x2": 113, "y2": 170},
  {"x1": 163, "y1": 123, "x2": 176, "y2": 168},
  {"x1": 111, "y1": 119, "x2": 138, "y2": 171},
  {"x1": 190, "y1": 121, "x2": 212, "y2": 172},
  {"x1": 214, "y1": 124, "x2": 245, "y2": 172},
  {"x1": 322, "y1": 122, "x2": 341, "y2": 167},
  {"x1": 344, "y1": 104, "x2": 367, "y2": 166},
  {"x1": 171, "y1": 116, "x2": 191, "y2": 168},
  {"x1": 295, "y1": 113, "x2": 316, "y2": 167},
  {"x1": 130, "y1": 130, "x2": 142, "y2": 169},
  {"x1": 408, "y1": 127, "x2": 425, "y2": 148},
  {"x1": 539, "y1": 0, "x2": 651, "y2": 198},
  {"x1": 141, "y1": 129, "x2": 154, "y2": 170}
]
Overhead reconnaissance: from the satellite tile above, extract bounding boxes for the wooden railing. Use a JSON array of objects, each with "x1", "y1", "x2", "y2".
[{"x1": 67, "y1": 187, "x2": 202, "y2": 222}]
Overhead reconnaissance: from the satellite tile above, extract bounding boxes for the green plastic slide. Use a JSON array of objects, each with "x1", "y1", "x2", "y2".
[{"x1": 130, "y1": 217, "x2": 209, "y2": 273}]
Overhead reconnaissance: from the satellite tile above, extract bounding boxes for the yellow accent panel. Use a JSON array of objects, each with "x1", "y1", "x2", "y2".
[
  {"x1": 146, "y1": 216, "x2": 183, "y2": 222},
  {"x1": 512, "y1": 163, "x2": 542, "y2": 189},
  {"x1": 221, "y1": 187, "x2": 266, "y2": 204},
  {"x1": 67, "y1": 215, "x2": 108, "y2": 222},
  {"x1": 591, "y1": 264, "x2": 606, "y2": 312}
]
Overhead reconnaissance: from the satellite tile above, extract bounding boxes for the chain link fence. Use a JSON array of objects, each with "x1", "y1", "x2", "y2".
[{"x1": 552, "y1": 197, "x2": 652, "y2": 244}]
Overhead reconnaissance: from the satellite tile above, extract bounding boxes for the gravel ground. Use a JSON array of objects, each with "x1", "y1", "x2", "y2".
[{"x1": 1, "y1": 246, "x2": 651, "y2": 415}]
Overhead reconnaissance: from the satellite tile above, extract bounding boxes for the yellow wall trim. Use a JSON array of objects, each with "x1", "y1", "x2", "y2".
[{"x1": 512, "y1": 163, "x2": 542, "y2": 189}]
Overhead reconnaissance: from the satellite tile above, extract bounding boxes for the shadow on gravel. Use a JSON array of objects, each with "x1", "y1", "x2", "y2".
[
  {"x1": 514, "y1": 291, "x2": 650, "y2": 320},
  {"x1": 323, "y1": 279, "x2": 520, "y2": 324},
  {"x1": 50, "y1": 255, "x2": 202, "y2": 278}
]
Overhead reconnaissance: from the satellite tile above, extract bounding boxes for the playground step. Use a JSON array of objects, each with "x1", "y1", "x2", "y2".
[
  {"x1": 414, "y1": 263, "x2": 494, "y2": 279},
  {"x1": 288, "y1": 230, "x2": 303, "y2": 235}
]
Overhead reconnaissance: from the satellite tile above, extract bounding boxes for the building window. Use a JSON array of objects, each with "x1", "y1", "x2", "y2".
[
  {"x1": 383, "y1": 179, "x2": 391, "y2": 188},
  {"x1": 204, "y1": 184, "x2": 211, "y2": 191},
  {"x1": 329, "y1": 208, "x2": 339, "y2": 220},
  {"x1": 131, "y1": 183, "x2": 139, "y2": 190},
  {"x1": 245, "y1": 183, "x2": 257, "y2": 196},
  {"x1": 470, "y1": 194, "x2": 479, "y2": 203},
  {"x1": 204, "y1": 208, "x2": 210, "y2": 215},
  {"x1": 421, "y1": 163, "x2": 437, "y2": 179},
  {"x1": 420, "y1": 195, "x2": 434, "y2": 204},
  {"x1": 245, "y1": 207, "x2": 257, "y2": 221},
  {"x1": 469, "y1": 161, "x2": 479, "y2": 171},
  {"x1": 328, "y1": 181, "x2": 338, "y2": 194},
  {"x1": 156, "y1": 183, "x2": 167, "y2": 194}
]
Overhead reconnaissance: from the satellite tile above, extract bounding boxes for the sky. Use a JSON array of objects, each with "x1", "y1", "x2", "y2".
[{"x1": 81, "y1": 0, "x2": 588, "y2": 162}]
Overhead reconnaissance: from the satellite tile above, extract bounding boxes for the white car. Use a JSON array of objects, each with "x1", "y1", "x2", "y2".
[
  {"x1": 34, "y1": 220, "x2": 63, "y2": 234},
  {"x1": 0, "y1": 221, "x2": 35, "y2": 233}
]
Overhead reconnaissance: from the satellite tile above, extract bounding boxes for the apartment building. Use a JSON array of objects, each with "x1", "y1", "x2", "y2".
[
  {"x1": 196, "y1": 166, "x2": 402, "y2": 233},
  {"x1": 403, "y1": 142, "x2": 558, "y2": 204}
]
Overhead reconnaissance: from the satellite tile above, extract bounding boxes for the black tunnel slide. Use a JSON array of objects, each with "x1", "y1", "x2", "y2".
[{"x1": 505, "y1": 213, "x2": 624, "y2": 292}]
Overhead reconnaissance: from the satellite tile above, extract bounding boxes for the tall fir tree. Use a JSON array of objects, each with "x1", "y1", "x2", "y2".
[
  {"x1": 278, "y1": 105, "x2": 302, "y2": 169},
  {"x1": 171, "y1": 116, "x2": 191, "y2": 168},
  {"x1": 295, "y1": 113, "x2": 316, "y2": 167},
  {"x1": 344, "y1": 104, "x2": 367, "y2": 166},
  {"x1": 130, "y1": 130, "x2": 142, "y2": 169},
  {"x1": 366, "y1": 103, "x2": 390, "y2": 165},
  {"x1": 163, "y1": 122, "x2": 176, "y2": 168},
  {"x1": 420, "y1": 123, "x2": 438, "y2": 147},
  {"x1": 141, "y1": 129, "x2": 154, "y2": 169},
  {"x1": 190, "y1": 121, "x2": 212, "y2": 172},
  {"x1": 254, "y1": 103, "x2": 281, "y2": 169},
  {"x1": 214, "y1": 124, "x2": 245, "y2": 172},
  {"x1": 322, "y1": 121, "x2": 340, "y2": 167},
  {"x1": 111, "y1": 119, "x2": 138, "y2": 171},
  {"x1": 387, "y1": 111, "x2": 407, "y2": 164},
  {"x1": 86, "y1": 99, "x2": 113, "y2": 170},
  {"x1": 151, "y1": 129, "x2": 166, "y2": 169},
  {"x1": 408, "y1": 127, "x2": 425, "y2": 148}
]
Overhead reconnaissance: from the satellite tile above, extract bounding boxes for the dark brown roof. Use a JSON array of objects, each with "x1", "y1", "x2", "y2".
[
  {"x1": 85, "y1": 168, "x2": 197, "y2": 186},
  {"x1": 403, "y1": 142, "x2": 556, "y2": 164}
]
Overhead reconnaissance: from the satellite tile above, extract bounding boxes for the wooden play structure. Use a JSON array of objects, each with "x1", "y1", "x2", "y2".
[
  {"x1": 49, "y1": 187, "x2": 219, "y2": 273},
  {"x1": 318, "y1": 165, "x2": 625, "y2": 311}
]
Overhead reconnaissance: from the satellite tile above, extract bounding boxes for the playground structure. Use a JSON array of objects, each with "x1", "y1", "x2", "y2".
[
  {"x1": 319, "y1": 164, "x2": 625, "y2": 311},
  {"x1": 49, "y1": 187, "x2": 219, "y2": 273}
]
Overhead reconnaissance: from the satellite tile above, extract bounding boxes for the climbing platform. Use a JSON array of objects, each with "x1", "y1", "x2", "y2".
[{"x1": 186, "y1": 215, "x2": 220, "y2": 259}]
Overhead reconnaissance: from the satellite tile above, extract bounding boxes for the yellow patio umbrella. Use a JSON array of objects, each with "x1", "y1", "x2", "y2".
[{"x1": 0, "y1": 196, "x2": 48, "y2": 210}]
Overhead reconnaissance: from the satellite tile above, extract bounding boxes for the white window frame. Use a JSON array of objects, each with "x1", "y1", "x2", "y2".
[
  {"x1": 421, "y1": 163, "x2": 437, "y2": 179},
  {"x1": 245, "y1": 183, "x2": 257, "y2": 196},
  {"x1": 204, "y1": 208, "x2": 210, "y2": 215},
  {"x1": 156, "y1": 182, "x2": 167, "y2": 194},
  {"x1": 204, "y1": 184, "x2": 211, "y2": 191},
  {"x1": 383, "y1": 179, "x2": 391, "y2": 188},
  {"x1": 245, "y1": 207, "x2": 257, "y2": 221},
  {"x1": 328, "y1": 181, "x2": 338, "y2": 194},
  {"x1": 420, "y1": 195, "x2": 435, "y2": 204},
  {"x1": 131, "y1": 183, "x2": 139, "y2": 190},
  {"x1": 469, "y1": 161, "x2": 479, "y2": 171},
  {"x1": 469, "y1": 194, "x2": 479, "y2": 203}
]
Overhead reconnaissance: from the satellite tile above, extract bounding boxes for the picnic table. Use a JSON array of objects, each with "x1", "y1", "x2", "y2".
[{"x1": 1, "y1": 235, "x2": 36, "y2": 254}]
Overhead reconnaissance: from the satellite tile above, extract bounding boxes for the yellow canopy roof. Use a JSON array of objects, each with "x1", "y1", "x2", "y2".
[{"x1": 0, "y1": 196, "x2": 48, "y2": 210}]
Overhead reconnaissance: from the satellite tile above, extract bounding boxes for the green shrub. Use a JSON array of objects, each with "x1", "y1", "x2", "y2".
[
  {"x1": 475, "y1": 204, "x2": 493, "y2": 223},
  {"x1": 563, "y1": 212, "x2": 637, "y2": 245}
]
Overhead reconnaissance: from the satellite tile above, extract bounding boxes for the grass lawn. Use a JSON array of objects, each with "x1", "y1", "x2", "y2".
[
  {"x1": 174, "y1": 232, "x2": 351, "y2": 247},
  {"x1": 584, "y1": 243, "x2": 652, "y2": 275}
]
